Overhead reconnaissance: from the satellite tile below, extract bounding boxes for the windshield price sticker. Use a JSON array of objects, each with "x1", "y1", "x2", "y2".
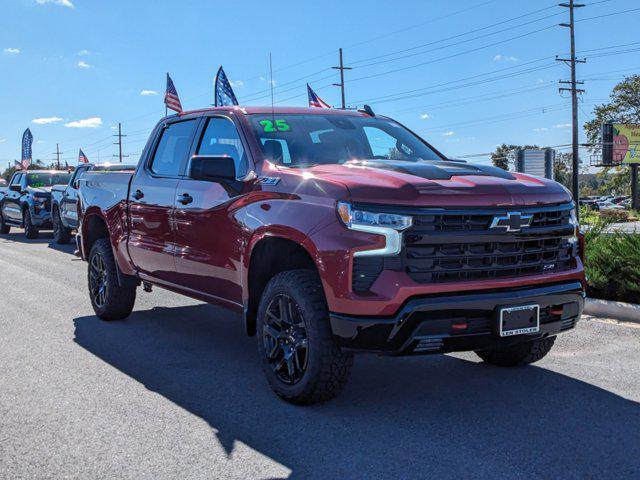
[{"x1": 259, "y1": 119, "x2": 291, "y2": 133}]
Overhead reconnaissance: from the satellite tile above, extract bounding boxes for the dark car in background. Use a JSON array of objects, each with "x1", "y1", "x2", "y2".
[
  {"x1": 0, "y1": 170, "x2": 71, "y2": 238},
  {"x1": 51, "y1": 163, "x2": 136, "y2": 244}
]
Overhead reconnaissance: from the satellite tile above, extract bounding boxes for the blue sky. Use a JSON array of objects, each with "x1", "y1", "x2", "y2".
[{"x1": 1, "y1": 0, "x2": 638, "y2": 168}]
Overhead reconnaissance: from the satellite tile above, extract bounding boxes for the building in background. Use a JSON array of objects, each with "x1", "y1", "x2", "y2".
[{"x1": 515, "y1": 148, "x2": 556, "y2": 180}]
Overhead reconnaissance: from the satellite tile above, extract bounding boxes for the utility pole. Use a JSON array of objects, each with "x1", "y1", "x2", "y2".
[
  {"x1": 332, "y1": 48, "x2": 352, "y2": 109},
  {"x1": 557, "y1": 0, "x2": 585, "y2": 219},
  {"x1": 52, "y1": 144, "x2": 62, "y2": 170},
  {"x1": 113, "y1": 122, "x2": 128, "y2": 163}
]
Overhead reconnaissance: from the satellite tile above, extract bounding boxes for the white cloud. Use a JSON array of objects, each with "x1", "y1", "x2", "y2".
[
  {"x1": 229, "y1": 79, "x2": 244, "y2": 87},
  {"x1": 554, "y1": 123, "x2": 571, "y2": 128},
  {"x1": 32, "y1": 116, "x2": 63, "y2": 124},
  {"x1": 420, "y1": 113, "x2": 430, "y2": 120},
  {"x1": 35, "y1": 140, "x2": 45, "y2": 144},
  {"x1": 109, "y1": 125, "x2": 117, "y2": 130},
  {"x1": 77, "y1": 49, "x2": 90, "y2": 56},
  {"x1": 65, "y1": 117, "x2": 102, "y2": 128},
  {"x1": 77, "y1": 61, "x2": 91, "y2": 68},
  {"x1": 140, "y1": 89, "x2": 159, "y2": 96},
  {"x1": 259, "y1": 76, "x2": 276, "y2": 86},
  {"x1": 533, "y1": 127, "x2": 549, "y2": 132},
  {"x1": 3, "y1": 48, "x2": 20, "y2": 55},
  {"x1": 443, "y1": 131, "x2": 455, "y2": 136},
  {"x1": 493, "y1": 54, "x2": 519, "y2": 62},
  {"x1": 36, "y1": 0, "x2": 74, "y2": 7},
  {"x1": 0, "y1": 138, "x2": 6, "y2": 143}
]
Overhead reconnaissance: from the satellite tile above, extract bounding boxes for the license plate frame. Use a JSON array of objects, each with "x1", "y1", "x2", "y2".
[{"x1": 498, "y1": 304, "x2": 540, "y2": 337}]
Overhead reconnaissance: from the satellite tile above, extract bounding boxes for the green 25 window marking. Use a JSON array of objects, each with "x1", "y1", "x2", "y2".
[{"x1": 259, "y1": 119, "x2": 291, "y2": 133}]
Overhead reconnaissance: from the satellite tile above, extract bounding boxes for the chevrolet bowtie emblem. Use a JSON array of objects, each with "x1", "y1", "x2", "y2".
[{"x1": 490, "y1": 212, "x2": 533, "y2": 232}]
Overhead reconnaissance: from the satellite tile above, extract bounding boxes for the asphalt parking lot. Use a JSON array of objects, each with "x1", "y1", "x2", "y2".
[{"x1": 1, "y1": 230, "x2": 639, "y2": 480}]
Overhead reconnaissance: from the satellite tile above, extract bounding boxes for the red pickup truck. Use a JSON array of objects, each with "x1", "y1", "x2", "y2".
[{"x1": 77, "y1": 106, "x2": 585, "y2": 404}]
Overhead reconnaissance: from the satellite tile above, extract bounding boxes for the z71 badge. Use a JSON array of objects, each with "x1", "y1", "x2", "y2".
[{"x1": 256, "y1": 177, "x2": 281, "y2": 186}]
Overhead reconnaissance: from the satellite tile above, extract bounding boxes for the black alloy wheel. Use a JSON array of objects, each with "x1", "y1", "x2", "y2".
[
  {"x1": 89, "y1": 251, "x2": 108, "y2": 308},
  {"x1": 262, "y1": 294, "x2": 310, "y2": 385}
]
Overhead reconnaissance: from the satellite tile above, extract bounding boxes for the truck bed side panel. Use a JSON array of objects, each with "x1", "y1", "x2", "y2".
[{"x1": 78, "y1": 171, "x2": 135, "y2": 275}]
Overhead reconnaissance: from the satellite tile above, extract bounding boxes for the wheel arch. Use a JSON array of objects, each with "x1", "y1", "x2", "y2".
[{"x1": 244, "y1": 233, "x2": 320, "y2": 336}]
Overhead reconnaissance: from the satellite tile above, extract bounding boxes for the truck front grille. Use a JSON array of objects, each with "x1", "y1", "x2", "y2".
[
  {"x1": 351, "y1": 203, "x2": 577, "y2": 291},
  {"x1": 403, "y1": 237, "x2": 575, "y2": 283}
]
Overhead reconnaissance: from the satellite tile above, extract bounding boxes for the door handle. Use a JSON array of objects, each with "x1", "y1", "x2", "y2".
[
  {"x1": 132, "y1": 189, "x2": 144, "y2": 200},
  {"x1": 176, "y1": 193, "x2": 193, "y2": 205}
]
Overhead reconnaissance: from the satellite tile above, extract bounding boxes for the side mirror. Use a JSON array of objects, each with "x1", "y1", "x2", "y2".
[
  {"x1": 9, "y1": 184, "x2": 21, "y2": 193},
  {"x1": 189, "y1": 155, "x2": 236, "y2": 182}
]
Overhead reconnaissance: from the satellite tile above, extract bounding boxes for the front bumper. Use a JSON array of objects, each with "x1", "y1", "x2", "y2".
[
  {"x1": 329, "y1": 281, "x2": 584, "y2": 355},
  {"x1": 30, "y1": 205, "x2": 52, "y2": 228}
]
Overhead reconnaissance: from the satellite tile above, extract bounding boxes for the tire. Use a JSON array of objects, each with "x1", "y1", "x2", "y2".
[
  {"x1": 256, "y1": 269, "x2": 353, "y2": 405},
  {"x1": 0, "y1": 209, "x2": 10, "y2": 234},
  {"x1": 88, "y1": 238, "x2": 136, "y2": 321},
  {"x1": 23, "y1": 208, "x2": 39, "y2": 239},
  {"x1": 52, "y1": 207, "x2": 71, "y2": 244},
  {"x1": 475, "y1": 336, "x2": 556, "y2": 367}
]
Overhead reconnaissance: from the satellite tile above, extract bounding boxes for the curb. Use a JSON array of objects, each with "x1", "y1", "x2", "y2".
[{"x1": 584, "y1": 298, "x2": 640, "y2": 324}]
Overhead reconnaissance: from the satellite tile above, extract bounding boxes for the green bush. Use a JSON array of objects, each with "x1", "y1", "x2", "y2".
[{"x1": 584, "y1": 221, "x2": 640, "y2": 304}]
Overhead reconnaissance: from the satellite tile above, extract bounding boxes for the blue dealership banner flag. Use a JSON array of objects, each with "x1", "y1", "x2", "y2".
[
  {"x1": 214, "y1": 66, "x2": 239, "y2": 107},
  {"x1": 21, "y1": 128, "x2": 33, "y2": 169}
]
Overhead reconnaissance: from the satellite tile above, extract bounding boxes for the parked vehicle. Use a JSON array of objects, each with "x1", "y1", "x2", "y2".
[
  {"x1": 0, "y1": 170, "x2": 71, "y2": 238},
  {"x1": 77, "y1": 106, "x2": 585, "y2": 404},
  {"x1": 579, "y1": 198, "x2": 600, "y2": 211},
  {"x1": 0, "y1": 178, "x2": 7, "y2": 189},
  {"x1": 598, "y1": 200, "x2": 625, "y2": 211},
  {"x1": 51, "y1": 163, "x2": 136, "y2": 244}
]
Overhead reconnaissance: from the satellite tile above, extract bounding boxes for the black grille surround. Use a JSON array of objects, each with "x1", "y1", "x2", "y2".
[{"x1": 351, "y1": 203, "x2": 578, "y2": 292}]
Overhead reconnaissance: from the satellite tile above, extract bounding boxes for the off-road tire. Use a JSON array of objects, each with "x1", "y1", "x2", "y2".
[
  {"x1": 0, "y1": 209, "x2": 10, "y2": 234},
  {"x1": 475, "y1": 336, "x2": 556, "y2": 367},
  {"x1": 52, "y1": 207, "x2": 71, "y2": 244},
  {"x1": 88, "y1": 238, "x2": 136, "y2": 321},
  {"x1": 23, "y1": 208, "x2": 39, "y2": 239},
  {"x1": 256, "y1": 270, "x2": 354, "y2": 405}
]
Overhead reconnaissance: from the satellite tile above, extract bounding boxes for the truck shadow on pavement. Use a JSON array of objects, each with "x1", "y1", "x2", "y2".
[
  {"x1": 73, "y1": 304, "x2": 640, "y2": 479},
  {"x1": 0, "y1": 231, "x2": 76, "y2": 255}
]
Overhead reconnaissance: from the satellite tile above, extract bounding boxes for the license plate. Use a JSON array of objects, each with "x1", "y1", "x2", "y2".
[{"x1": 499, "y1": 305, "x2": 540, "y2": 337}]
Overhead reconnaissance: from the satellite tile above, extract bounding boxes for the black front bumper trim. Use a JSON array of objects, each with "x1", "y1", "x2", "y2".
[{"x1": 329, "y1": 281, "x2": 585, "y2": 355}]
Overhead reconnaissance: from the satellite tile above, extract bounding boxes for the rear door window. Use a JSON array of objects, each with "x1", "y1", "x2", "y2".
[{"x1": 150, "y1": 120, "x2": 198, "y2": 176}]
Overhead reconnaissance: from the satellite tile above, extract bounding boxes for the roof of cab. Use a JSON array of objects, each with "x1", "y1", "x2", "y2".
[
  {"x1": 176, "y1": 106, "x2": 371, "y2": 117},
  {"x1": 19, "y1": 170, "x2": 69, "y2": 174}
]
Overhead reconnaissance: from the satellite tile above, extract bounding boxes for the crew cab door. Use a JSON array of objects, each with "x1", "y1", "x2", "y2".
[
  {"x1": 172, "y1": 116, "x2": 249, "y2": 307},
  {"x1": 127, "y1": 118, "x2": 198, "y2": 284},
  {"x1": 3, "y1": 173, "x2": 24, "y2": 222},
  {"x1": 61, "y1": 165, "x2": 89, "y2": 228}
]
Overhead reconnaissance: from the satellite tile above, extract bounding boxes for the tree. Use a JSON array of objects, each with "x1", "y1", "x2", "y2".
[
  {"x1": 583, "y1": 75, "x2": 640, "y2": 200},
  {"x1": 491, "y1": 144, "x2": 539, "y2": 170},
  {"x1": 554, "y1": 152, "x2": 572, "y2": 190}
]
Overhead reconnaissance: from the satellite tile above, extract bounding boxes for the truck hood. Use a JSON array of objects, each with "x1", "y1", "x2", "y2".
[
  {"x1": 305, "y1": 160, "x2": 571, "y2": 207},
  {"x1": 27, "y1": 186, "x2": 53, "y2": 195}
]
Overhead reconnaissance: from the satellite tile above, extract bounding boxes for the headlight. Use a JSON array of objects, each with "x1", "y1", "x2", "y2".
[{"x1": 337, "y1": 202, "x2": 412, "y2": 257}]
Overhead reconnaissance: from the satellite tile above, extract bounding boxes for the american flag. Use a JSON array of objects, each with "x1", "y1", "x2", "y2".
[
  {"x1": 21, "y1": 128, "x2": 33, "y2": 169},
  {"x1": 14, "y1": 160, "x2": 22, "y2": 170},
  {"x1": 214, "y1": 66, "x2": 239, "y2": 107},
  {"x1": 164, "y1": 73, "x2": 183, "y2": 113},
  {"x1": 307, "y1": 84, "x2": 331, "y2": 109},
  {"x1": 78, "y1": 148, "x2": 89, "y2": 163}
]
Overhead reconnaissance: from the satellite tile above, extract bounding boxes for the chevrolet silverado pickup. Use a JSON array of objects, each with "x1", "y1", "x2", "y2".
[
  {"x1": 0, "y1": 170, "x2": 71, "y2": 238},
  {"x1": 51, "y1": 163, "x2": 136, "y2": 244},
  {"x1": 77, "y1": 106, "x2": 585, "y2": 404}
]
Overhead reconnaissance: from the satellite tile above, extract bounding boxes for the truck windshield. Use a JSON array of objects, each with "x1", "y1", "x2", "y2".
[
  {"x1": 248, "y1": 114, "x2": 441, "y2": 167},
  {"x1": 26, "y1": 173, "x2": 71, "y2": 187}
]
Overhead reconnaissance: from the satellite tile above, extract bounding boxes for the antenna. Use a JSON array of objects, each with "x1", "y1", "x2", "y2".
[{"x1": 269, "y1": 52, "x2": 275, "y2": 124}]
